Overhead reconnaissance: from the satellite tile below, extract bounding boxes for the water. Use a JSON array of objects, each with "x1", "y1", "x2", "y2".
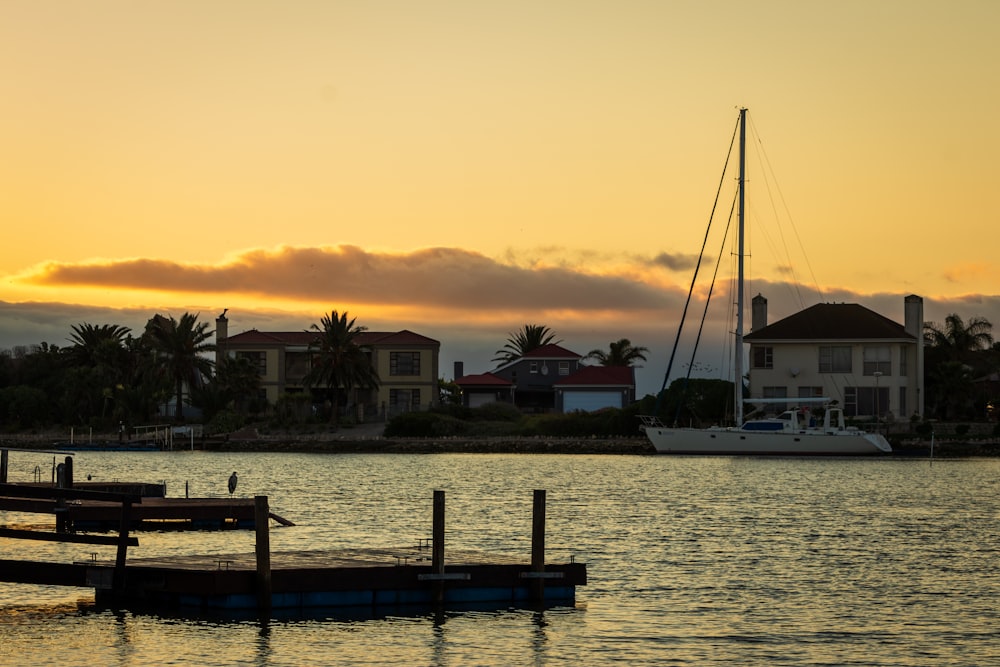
[{"x1": 1, "y1": 451, "x2": 998, "y2": 666}]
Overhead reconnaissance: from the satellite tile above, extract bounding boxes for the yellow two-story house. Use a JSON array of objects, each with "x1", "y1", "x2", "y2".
[{"x1": 215, "y1": 312, "x2": 439, "y2": 420}]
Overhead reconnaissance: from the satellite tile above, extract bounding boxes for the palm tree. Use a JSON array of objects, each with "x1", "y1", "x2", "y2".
[
  {"x1": 143, "y1": 313, "x2": 216, "y2": 422},
  {"x1": 586, "y1": 338, "x2": 649, "y2": 367},
  {"x1": 304, "y1": 310, "x2": 380, "y2": 424},
  {"x1": 492, "y1": 324, "x2": 561, "y2": 365},
  {"x1": 66, "y1": 323, "x2": 133, "y2": 422},
  {"x1": 924, "y1": 314, "x2": 994, "y2": 420},
  {"x1": 924, "y1": 314, "x2": 993, "y2": 363}
]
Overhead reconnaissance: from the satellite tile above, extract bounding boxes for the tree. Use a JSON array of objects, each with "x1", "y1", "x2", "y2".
[
  {"x1": 924, "y1": 314, "x2": 993, "y2": 363},
  {"x1": 586, "y1": 338, "x2": 649, "y2": 367},
  {"x1": 304, "y1": 310, "x2": 380, "y2": 425},
  {"x1": 924, "y1": 314, "x2": 994, "y2": 420},
  {"x1": 213, "y1": 354, "x2": 264, "y2": 416},
  {"x1": 492, "y1": 324, "x2": 561, "y2": 365},
  {"x1": 143, "y1": 313, "x2": 215, "y2": 422},
  {"x1": 66, "y1": 323, "x2": 133, "y2": 424}
]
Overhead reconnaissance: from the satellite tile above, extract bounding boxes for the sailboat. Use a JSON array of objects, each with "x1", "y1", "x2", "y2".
[{"x1": 640, "y1": 109, "x2": 891, "y2": 455}]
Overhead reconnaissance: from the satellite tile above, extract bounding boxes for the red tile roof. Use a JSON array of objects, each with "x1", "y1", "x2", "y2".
[
  {"x1": 455, "y1": 372, "x2": 512, "y2": 387},
  {"x1": 223, "y1": 329, "x2": 439, "y2": 346},
  {"x1": 555, "y1": 365, "x2": 635, "y2": 387},
  {"x1": 519, "y1": 344, "x2": 582, "y2": 359}
]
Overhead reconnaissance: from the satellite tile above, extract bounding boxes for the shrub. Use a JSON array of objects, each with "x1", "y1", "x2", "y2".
[
  {"x1": 206, "y1": 409, "x2": 244, "y2": 436},
  {"x1": 384, "y1": 411, "x2": 470, "y2": 437},
  {"x1": 470, "y1": 401, "x2": 522, "y2": 422}
]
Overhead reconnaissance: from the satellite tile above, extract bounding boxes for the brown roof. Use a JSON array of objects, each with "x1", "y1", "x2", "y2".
[
  {"x1": 555, "y1": 365, "x2": 635, "y2": 387},
  {"x1": 744, "y1": 303, "x2": 915, "y2": 342}
]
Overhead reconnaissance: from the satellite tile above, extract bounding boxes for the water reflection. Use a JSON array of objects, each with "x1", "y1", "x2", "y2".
[{"x1": 2, "y1": 453, "x2": 1000, "y2": 665}]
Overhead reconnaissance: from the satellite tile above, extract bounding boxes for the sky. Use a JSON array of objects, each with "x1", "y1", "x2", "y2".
[{"x1": 2, "y1": 1, "x2": 999, "y2": 397}]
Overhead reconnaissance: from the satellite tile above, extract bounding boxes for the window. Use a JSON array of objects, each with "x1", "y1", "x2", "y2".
[
  {"x1": 751, "y1": 346, "x2": 773, "y2": 369},
  {"x1": 390, "y1": 351, "x2": 420, "y2": 376},
  {"x1": 285, "y1": 351, "x2": 310, "y2": 382},
  {"x1": 844, "y1": 386, "x2": 889, "y2": 417},
  {"x1": 389, "y1": 388, "x2": 421, "y2": 414},
  {"x1": 530, "y1": 361, "x2": 539, "y2": 374},
  {"x1": 798, "y1": 386, "x2": 824, "y2": 399},
  {"x1": 863, "y1": 346, "x2": 891, "y2": 376},
  {"x1": 899, "y1": 347, "x2": 908, "y2": 377},
  {"x1": 898, "y1": 387, "x2": 906, "y2": 418},
  {"x1": 237, "y1": 351, "x2": 266, "y2": 376},
  {"x1": 559, "y1": 362, "x2": 570, "y2": 376},
  {"x1": 819, "y1": 346, "x2": 852, "y2": 373}
]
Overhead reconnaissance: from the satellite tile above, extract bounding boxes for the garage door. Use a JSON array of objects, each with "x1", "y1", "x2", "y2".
[
  {"x1": 469, "y1": 393, "x2": 497, "y2": 408},
  {"x1": 563, "y1": 391, "x2": 622, "y2": 413}
]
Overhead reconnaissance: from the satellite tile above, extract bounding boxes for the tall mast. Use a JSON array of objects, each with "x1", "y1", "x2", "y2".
[{"x1": 734, "y1": 108, "x2": 746, "y2": 426}]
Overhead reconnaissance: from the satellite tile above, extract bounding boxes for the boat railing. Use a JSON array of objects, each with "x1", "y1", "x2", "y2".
[{"x1": 637, "y1": 415, "x2": 664, "y2": 430}]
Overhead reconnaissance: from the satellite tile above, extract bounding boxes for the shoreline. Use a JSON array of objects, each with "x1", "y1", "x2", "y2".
[{"x1": 2, "y1": 432, "x2": 996, "y2": 457}]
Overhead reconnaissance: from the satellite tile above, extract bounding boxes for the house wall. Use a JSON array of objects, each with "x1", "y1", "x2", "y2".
[
  {"x1": 371, "y1": 345, "x2": 440, "y2": 415},
  {"x1": 221, "y1": 339, "x2": 440, "y2": 417},
  {"x1": 747, "y1": 341, "x2": 919, "y2": 420}
]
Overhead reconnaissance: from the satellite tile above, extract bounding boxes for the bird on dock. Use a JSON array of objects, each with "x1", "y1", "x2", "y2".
[{"x1": 228, "y1": 471, "x2": 238, "y2": 497}]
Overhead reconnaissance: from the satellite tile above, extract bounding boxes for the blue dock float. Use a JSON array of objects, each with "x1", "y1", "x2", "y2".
[{"x1": 86, "y1": 546, "x2": 586, "y2": 611}]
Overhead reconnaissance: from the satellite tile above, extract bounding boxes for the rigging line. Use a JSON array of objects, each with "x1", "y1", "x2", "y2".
[
  {"x1": 673, "y1": 189, "x2": 738, "y2": 426},
  {"x1": 655, "y1": 112, "x2": 741, "y2": 408},
  {"x1": 746, "y1": 113, "x2": 824, "y2": 305}
]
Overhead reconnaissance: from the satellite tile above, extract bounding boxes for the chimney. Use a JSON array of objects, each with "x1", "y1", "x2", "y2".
[
  {"x1": 215, "y1": 309, "x2": 229, "y2": 366},
  {"x1": 904, "y1": 295, "x2": 923, "y2": 338},
  {"x1": 454, "y1": 361, "x2": 464, "y2": 380},
  {"x1": 904, "y1": 295, "x2": 925, "y2": 419},
  {"x1": 751, "y1": 294, "x2": 768, "y2": 331}
]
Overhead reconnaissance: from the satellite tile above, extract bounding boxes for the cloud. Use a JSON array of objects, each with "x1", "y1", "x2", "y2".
[
  {"x1": 21, "y1": 245, "x2": 677, "y2": 312},
  {"x1": 9, "y1": 248, "x2": 1000, "y2": 397},
  {"x1": 942, "y1": 262, "x2": 998, "y2": 285}
]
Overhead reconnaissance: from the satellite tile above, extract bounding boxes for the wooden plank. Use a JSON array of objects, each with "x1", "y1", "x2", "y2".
[
  {"x1": 0, "y1": 483, "x2": 142, "y2": 503},
  {"x1": 0, "y1": 559, "x2": 88, "y2": 587},
  {"x1": 0, "y1": 527, "x2": 138, "y2": 546}
]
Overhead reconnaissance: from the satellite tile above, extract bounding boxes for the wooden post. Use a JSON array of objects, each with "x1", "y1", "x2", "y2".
[
  {"x1": 531, "y1": 489, "x2": 546, "y2": 601},
  {"x1": 432, "y1": 489, "x2": 445, "y2": 603},
  {"x1": 254, "y1": 495, "x2": 272, "y2": 613},
  {"x1": 113, "y1": 499, "x2": 132, "y2": 592}
]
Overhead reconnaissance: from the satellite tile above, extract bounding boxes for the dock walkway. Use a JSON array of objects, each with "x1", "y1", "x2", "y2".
[{"x1": 82, "y1": 545, "x2": 585, "y2": 611}]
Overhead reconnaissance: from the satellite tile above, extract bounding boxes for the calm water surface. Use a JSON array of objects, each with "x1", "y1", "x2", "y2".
[{"x1": 1, "y1": 451, "x2": 998, "y2": 666}]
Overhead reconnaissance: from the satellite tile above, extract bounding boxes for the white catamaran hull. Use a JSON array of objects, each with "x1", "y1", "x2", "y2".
[{"x1": 644, "y1": 426, "x2": 892, "y2": 455}]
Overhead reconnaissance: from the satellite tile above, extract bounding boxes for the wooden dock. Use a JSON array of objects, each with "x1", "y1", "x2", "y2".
[
  {"x1": 0, "y1": 494, "x2": 293, "y2": 531},
  {"x1": 86, "y1": 545, "x2": 586, "y2": 611},
  {"x1": 0, "y1": 487, "x2": 586, "y2": 614}
]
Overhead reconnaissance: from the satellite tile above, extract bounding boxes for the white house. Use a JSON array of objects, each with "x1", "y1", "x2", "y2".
[{"x1": 743, "y1": 295, "x2": 924, "y2": 422}]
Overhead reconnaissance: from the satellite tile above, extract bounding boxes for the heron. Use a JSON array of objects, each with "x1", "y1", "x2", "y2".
[{"x1": 228, "y1": 471, "x2": 238, "y2": 497}]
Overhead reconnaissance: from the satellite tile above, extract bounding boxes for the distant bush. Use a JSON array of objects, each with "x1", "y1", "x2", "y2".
[
  {"x1": 470, "y1": 401, "x2": 523, "y2": 422},
  {"x1": 914, "y1": 421, "x2": 934, "y2": 440},
  {"x1": 384, "y1": 411, "x2": 471, "y2": 438},
  {"x1": 206, "y1": 409, "x2": 244, "y2": 436},
  {"x1": 522, "y1": 408, "x2": 635, "y2": 437}
]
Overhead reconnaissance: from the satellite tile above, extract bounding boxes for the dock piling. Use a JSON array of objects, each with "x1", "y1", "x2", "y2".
[
  {"x1": 113, "y1": 499, "x2": 133, "y2": 591},
  {"x1": 531, "y1": 489, "x2": 546, "y2": 601},
  {"x1": 254, "y1": 495, "x2": 272, "y2": 612},
  {"x1": 432, "y1": 489, "x2": 445, "y2": 603}
]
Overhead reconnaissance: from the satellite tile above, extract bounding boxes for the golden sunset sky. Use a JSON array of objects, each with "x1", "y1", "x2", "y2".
[{"x1": 2, "y1": 1, "x2": 998, "y2": 395}]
